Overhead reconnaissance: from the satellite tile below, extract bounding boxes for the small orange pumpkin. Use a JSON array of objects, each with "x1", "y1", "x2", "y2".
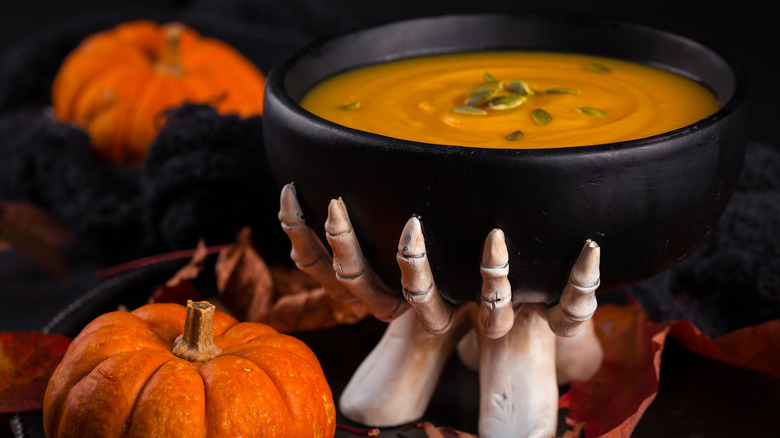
[
  {"x1": 52, "y1": 20, "x2": 266, "y2": 163},
  {"x1": 43, "y1": 301, "x2": 336, "y2": 438}
]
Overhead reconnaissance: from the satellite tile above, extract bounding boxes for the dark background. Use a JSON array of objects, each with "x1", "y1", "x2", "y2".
[{"x1": 1, "y1": 1, "x2": 778, "y2": 437}]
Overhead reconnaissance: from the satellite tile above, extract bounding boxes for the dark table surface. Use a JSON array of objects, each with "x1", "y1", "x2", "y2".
[{"x1": 2, "y1": 1, "x2": 779, "y2": 437}]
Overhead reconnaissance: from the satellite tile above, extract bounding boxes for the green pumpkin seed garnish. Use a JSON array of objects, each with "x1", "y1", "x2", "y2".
[
  {"x1": 507, "y1": 79, "x2": 535, "y2": 96},
  {"x1": 466, "y1": 80, "x2": 503, "y2": 98},
  {"x1": 340, "y1": 101, "x2": 361, "y2": 110},
  {"x1": 586, "y1": 62, "x2": 611, "y2": 73},
  {"x1": 483, "y1": 72, "x2": 499, "y2": 83},
  {"x1": 577, "y1": 106, "x2": 608, "y2": 118},
  {"x1": 531, "y1": 108, "x2": 552, "y2": 125},
  {"x1": 466, "y1": 89, "x2": 497, "y2": 106},
  {"x1": 543, "y1": 87, "x2": 580, "y2": 95},
  {"x1": 488, "y1": 94, "x2": 527, "y2": 110},
  {"x1": 505, "y1": 130, "x2": 524, "y2": 141},
  {"x1": 453, "y1": 106, "x2": 488, "y2": 116}
]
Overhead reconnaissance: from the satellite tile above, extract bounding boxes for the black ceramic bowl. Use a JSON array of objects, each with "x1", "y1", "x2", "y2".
[{"x1": 262, "y1": 14, "x2": 748, "y2": 306}]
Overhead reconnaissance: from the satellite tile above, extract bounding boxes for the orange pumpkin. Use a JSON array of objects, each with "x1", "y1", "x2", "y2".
[
  {"x1": 43, "y1": 301, "x2": 336, "y2": 438},
  {"x1": 52, "y1": 20, "x2": 266, "y2": 163}
]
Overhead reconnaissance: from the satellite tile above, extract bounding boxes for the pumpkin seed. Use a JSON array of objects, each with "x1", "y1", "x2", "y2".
[
  {"x1": 577, "y1": 106, "x2": 608, "y2": 118},
  {"x1": 505, "y1": 130, "x2": 524, "y2": 141},
  {"x1": 466, "y1": 89, "x2": 496, "y2": 106},
  {"x1": 507, "y1": 79, "x2": 535, "y2": 96},
  {"x1": 453, "y1": 106, "x2": 488, "y2": 116},
  {"x1": 488, "y1": 94, "x2": 527, "y2": 110},
  {"x1": 531, "y1": 108, "x2": 552, "y2": 125},
  {"x1": 483, "y1": 72, "x2": 499, "y2": 83},
  {"x1": 466, "y1": 80, "x2": 502, "y2": 98},
  {"x1": 543, "y1": 87, "x2": 580, "y2": 95},
  {"x1": 586, "y1": 62, "x2": 610, "y2": 73},
  {"x1": 340, "y1": 101, "x2": 361, "y2": 110}
]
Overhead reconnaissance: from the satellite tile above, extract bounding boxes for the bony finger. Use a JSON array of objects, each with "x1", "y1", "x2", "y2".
[
  {"x1": 278, "y1": 184, "x2": 355, "y2": 302},
  {"x1": 397, "y1": 216, "x2": 453, "y2": 334},
  {"x1": 478, "y1": 228, "x2": 514, "y2": 339},
  {"x1": 325, "y1": 198, "x2": 408, "y2": 321}
]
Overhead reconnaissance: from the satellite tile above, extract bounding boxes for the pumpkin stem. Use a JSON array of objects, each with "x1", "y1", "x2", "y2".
[
  {"x1": 172, "y1": 300, "x2": 222, "y2": 362},
  {"x1": 156, "y1": 22, "x2": 185, "y2": 76}
]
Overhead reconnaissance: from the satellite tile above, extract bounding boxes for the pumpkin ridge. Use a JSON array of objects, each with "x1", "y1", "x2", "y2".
[
  {"x1": 121, "y1": 359, "x2": 209, "y2": 438},
  {"x1": 43, "y1": 332, "x2": 168, "y2": 436},
  {"x1": 222, "y1": 333, "x2": 325, "y2": 372},
  {"x1": 56, "y1": 350, "x2": 171, "y2": 438},
  {"x1": 126, "y1": 74, "x2": 188, "y2": 157},
  {"x1": 120, "y1": 358, "x2": 175, "y2": 438},
  {"x1": 65, "y1": 345, "x2": 169, "y2": 391},
  {"x1": 57, "y1": 44, "x2": 150, "y2": 124},
  {"x1": 66, "y1": 349, "x2": 173, "y2": 405},
  {"x1": 117, "y1": 72, "x2": 157, "y2": 161},
  {"x1": 107, "y1": 70, "x2": 154, "y2": 161},
  {"x1": 232, "y1": 346, "x2": 334, "y2": 437},
  {"x1": 200, "y1": 355, "x2": 291, "y2": 436}
]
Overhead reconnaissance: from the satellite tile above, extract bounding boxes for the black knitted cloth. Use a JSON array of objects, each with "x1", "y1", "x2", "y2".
[{"x1": 0, "y1": 3, "x2": 778, "y2": 337}]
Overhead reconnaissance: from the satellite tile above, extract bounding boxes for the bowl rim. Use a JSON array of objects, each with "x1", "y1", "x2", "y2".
[{"x1": 265, "y1": 12, "x2": 748, "y2": 159}]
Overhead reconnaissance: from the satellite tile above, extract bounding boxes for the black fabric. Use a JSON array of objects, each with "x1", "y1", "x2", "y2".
[{"x1": 0, "y1": 1, "x2": 777, "y2": 337}]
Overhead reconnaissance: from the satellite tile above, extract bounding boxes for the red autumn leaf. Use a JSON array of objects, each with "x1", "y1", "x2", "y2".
[
  {"x1": 0, "y1": 332, "x2": 71, "y2": 413},
  {"x1": 0, "y1": 202, "x2": 74, "y2": 281},
  {"x1": 561, "y1": 304, "x2": 780, "y2": 437},
  {"x1": 560, "y1": 303, "x2": 671, "y2": 438},
  {"x1": 669, "y1": 318, "x2": 780, "y2": 379}
]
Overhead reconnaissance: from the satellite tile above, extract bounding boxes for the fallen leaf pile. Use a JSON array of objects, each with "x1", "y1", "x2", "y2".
[
  {"x1": 216, "y1": 229, "x2": 370, "y2": 331},
  {"x1": 144, "y1": 227, "x2": 371, "y2": 332},
  {"x1": 1, "y1": 227, "x2": 778, "y2": 437}
]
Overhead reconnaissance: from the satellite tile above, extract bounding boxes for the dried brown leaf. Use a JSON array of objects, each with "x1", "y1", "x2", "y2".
[
  {"x1": 0, "y1": 202, "x2": 73, "y2": 250},
  {"x1": 215, "y1": 227, "x2": 274, "y2": 322},
  {"x1": 215, "y1": 227, "x2": 370, "y2": 332},
  {"x1": 0, "y1": 202, "x2": 73, "y2": 281},
  {"x1": 146, "y1": 240, "x2": 210, "y2": 305}
]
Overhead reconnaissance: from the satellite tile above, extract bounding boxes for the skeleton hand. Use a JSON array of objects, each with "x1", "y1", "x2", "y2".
[{"x1": 278, "y1": 183, "x2": 603, "y2": 437}]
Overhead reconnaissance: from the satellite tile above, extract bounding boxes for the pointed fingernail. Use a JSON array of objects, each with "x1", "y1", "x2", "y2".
[
  {"x1": 325, "y1": 198, "x2": 351, "y2": 236},
  {"x1": 571, "y1": 240, "x2": 600, "y2": 288},
  {"x1": 278, "y1": 183, "x2": 304, "y2": 225},
  {"x1": 398, "y1": 216, "x2": 425, "y2": 257},
  {"x1": 482, "y1": 228, "x2": 508, "y2": 269}
]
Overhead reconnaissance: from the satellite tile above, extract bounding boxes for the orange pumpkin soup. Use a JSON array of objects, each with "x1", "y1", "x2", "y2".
[{"x1": 300, "y1": 51, "x2": 719, "y2": 149}]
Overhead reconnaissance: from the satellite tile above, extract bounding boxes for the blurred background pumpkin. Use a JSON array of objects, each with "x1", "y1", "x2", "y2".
[{"x1": 52, "y1": 20, "x2": 266, "y2": 163}]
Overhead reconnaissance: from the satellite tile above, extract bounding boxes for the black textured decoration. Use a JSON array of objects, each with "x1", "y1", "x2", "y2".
[
  {"x1": 0, "y1": 103, "x2": 289, "y2": 264},
  {"x1": 141, "y1": 103, "x2": 289, "y2": 262}
]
